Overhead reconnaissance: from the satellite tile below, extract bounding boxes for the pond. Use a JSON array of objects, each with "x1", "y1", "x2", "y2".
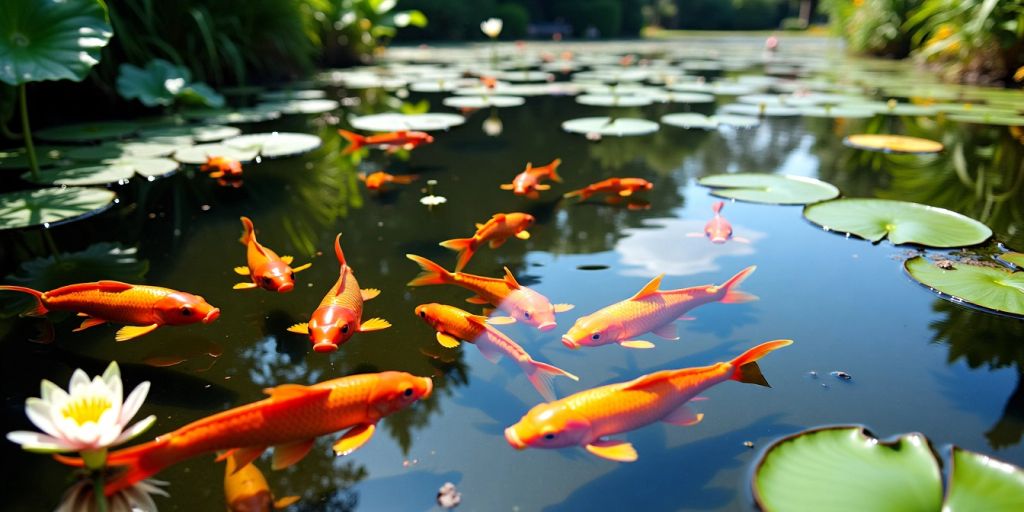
[{"x1": 2, "y1": 37, "x2": 1023, "y2": 511}]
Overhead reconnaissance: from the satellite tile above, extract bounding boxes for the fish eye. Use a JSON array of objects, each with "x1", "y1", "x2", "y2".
[
  {"x1": 262, "y1": 276, "x2": 272, "y2": 284},
  {"x1": 180, "y1": 307, "x2": 192, "y2": 316},
  {"x1": 403, "y1": 388, "x2": 413, "y2": 397},
  {"x1": 288, "y1": 271, "x2": 294, "y2": 279},
  {"x1": 524, "y1": 311, "x2": 532, "y2": 319},
  {"x1": 419, "y1": 310, "x2": 426, "y2": 318},
  {"x1": 544, "y1": 433, "x2": 556, "y2": 440},
  {"x1": 341, "y1": 324, "x2": 349, "y2": 333},
  {"x1": 592, "y1": 333, "x2": 600, "y2": 340}
]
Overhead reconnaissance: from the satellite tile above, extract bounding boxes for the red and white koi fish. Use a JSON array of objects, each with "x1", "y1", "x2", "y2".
[
  {"x1": 686, "y1": 201, "x2": 749, "y2": 244},
  {"x1": 440, "y1": 212, "x2": 535, "y2": 272},
  {"x1": 500, "y1": 159, "x2": 563, "y2": 199},
  {"x1": 338, "y1": 129, "x2": 434, "y2": 154},
  {"x1": 234, "y1": 217, "x2": 311, "y2": 292}
]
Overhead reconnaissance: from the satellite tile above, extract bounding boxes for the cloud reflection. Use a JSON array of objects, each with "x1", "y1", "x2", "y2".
[{"x1": 616, "y1": 218, "x2": 765, "y2": 277}]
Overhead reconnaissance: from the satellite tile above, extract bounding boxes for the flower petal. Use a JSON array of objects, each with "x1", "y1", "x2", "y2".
[
  {"x1": 112, "y1": 415, "x2": 156, "y2": 446},
  {"x1": 6, "y1": 430, "x2": 77, "y2": 453},
  {"x1": 102, "y1": 361, "x2": 121, "y2": 386},
  {"x1": 119, "y1": 381, "x2": 150, "y2": 426},
  {"x1": 25, "y1": 397, "x2": 62, "y2": 438},
  {"x1": 68, "y1": 369, "x2": 90, "y2": 393}
]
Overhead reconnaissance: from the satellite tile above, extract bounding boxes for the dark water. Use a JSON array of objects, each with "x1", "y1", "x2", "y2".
[{"x1": 3, "y1": 43, "x2": 1024, "y2": 511}]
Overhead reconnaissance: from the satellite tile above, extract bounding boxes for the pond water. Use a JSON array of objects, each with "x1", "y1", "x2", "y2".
[{"x1": 2, "y1": 37, "x2": 1024, "y2": 511}]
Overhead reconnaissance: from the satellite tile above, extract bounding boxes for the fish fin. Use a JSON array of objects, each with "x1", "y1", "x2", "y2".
[
  {"x1": 361, "y1": 288, "x2": 381, "y2": 301},
  {"x1": 338, "y1": 129, "x2": 365, "y2": 154},
  {"x1": 77, "y1": 312, "x2": 89, "y2": 317},
  {"x1": 619, "y1": 340, "x2": 655, "y2": 349},
  {"x1": 563, "y1": 188, "x2": 583, "y2": 199},
  {"x1": 475, "y1": 342, "x2": 503, "y2": 364},
  {"x1": 208, "y1": 171, "x2": 224, "y2": 178},
  {"x1": 534, "y1": 184, "x2": 551, "y2": 191},
  {"x1": 263, "y1": 383, "x2": 318, "y2": 399},
  {"x1": 239, "y1": 216, "x2": 256, "y2": 246},
  {"x1": 715, "y1": 265, "x2": 758, "y2": 304},
  {"x1": 650, "y1": 323, "x2": 679, "y2": 340},
  {"x1": 438, "y1": 237, "x2": 476, "y2": 272},
  {"x1": 405, "y1": 254, "x2": 454, "y2": 286},
  {"x1": 712, "y1": 201, "x2": 724, "y2": 214},
  {"x1": 436, "y1": 332, "x2": 461, "y2": 348},
  {"x1": 618, "y1": 189, "x2": 633, "y2": 197},
  {"x1": 357, "y1": 172, "x2": 367, "y2": 182},
  {"x1": 333, "y1": 234, "x2": 346, "y2": 266},
  {"x1": 547, "y1": 158, "x2": 563, "y2": 182},
  {"x1": 474, "y1": 223, "x2": 485, "y2": 230},
  {"x1": 522, "y1": 359, "x2": 579, "y2": 401},
  {"x1": 502, "y1": 267, "x2": 521, "y2": 289},
  {"x1": 465, "y1": 296, "x2": 490, "y2": 305},
  {"x1": 287, "y1": 323, "x2": 309, "y2": 334},
  {"x1": 391, "y1": 174, "x2": 419, "y2": 184},
  {"x1": 729, "y1": 340, "x2": 792, "y2": 387},
  {"x1": 72, "y1": 317, "x2": 107, "y2": 332},
  {"x1": 333, "y1": 424, "x2": 376, "y2": 456},
  {"x1": 514, "y1": 230, "x2": 531, "y2": 240},
  {"x1": 553, "y1": 303, "x2": 575, "y2": 313},
  {"x1": 662, "y1": 405, "x2": 704, "y2": 427},
  {"x1": 274, "y1": 496, "x2": 301, "y2": 509},
  {"x1": 272, "y1": 438, "x2": 315, "y2": 470},
  {"x1": 96, "y1": 280, "x2": 135, "y2": 292},
  {"x1": 628, "y1": 274, "x2": 664, "y2": 301},
  {"x1": 500, "y1": 183, "x2": 515, "y2": 190},
  {"x1": 234, "y1": 266, "x2": 250, "y2": 275},
  {"x1": 489, "y1": 238, "x2": 507, "y2": 249},
  {"x1": 492, "y1": 213, "x2": 507, "y2": 223},
  {"x1": 359, "y1": 318, "x2": 391, "y2": 332},
  {"x1": 280, "y1": 255, "x2": 294, "y2": 265},
  {"x1": 291, "y1": 262, "x2": 312, "y2": 273},
  {"x1": 585, "y1": 440, "x2": 638, "y2": 462},
  {"x1": 233, "y1": 282, "x2": 258, "y2": 290},
  {"x1": 115, "y1": 324, "x2": 159, "y2": 342},
  {"x1": 486, "y1": 316, "x2": 516, "y2": 325},
  {"x1": 223, "y1": 446, "x2": 267, "y2": 474}
]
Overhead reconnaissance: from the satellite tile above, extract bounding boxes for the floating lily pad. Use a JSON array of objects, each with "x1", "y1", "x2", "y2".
[
  {"x1": 753, "y1": 427, "x2": 943, "y2": 511},
  {"x1": 259, "y1": 99, "x2": 340, "y2": 115},
  {"x1": 661, "y1": 113, "x2": 760, "y2": 130},
  {"x1": 223, "y1": 132, "x2": 321, "y2": 159},
  {"x1": 669, "y1": 82, "x2": 760, "y2": 96},
  {"x1": 181, "y1": 106, "x2": 282, "y2": 124},
  {"x1": 173, "y1": 143, "x2": 259, "y2": 165},
  {"x1": 0, "y1": 147, "x2": 70, "y2": 170},
  {"x1": 493, "y1": 71, "x2": 554, "y2": 82},
  {"x1": 443, "y1": 95, "x2": 525, "y2": 109},
  {"x1": 259, "y1": 89, "x2": 326, "y2": 101},
  {"x1": 22, "y1": 157, "x2": 179, "y2": 185},
  {"x1": 137, "y1": 124, "x2": 240, "y2": 143},
  {"x1": 116, "y1": 59, "x2": 224, "y2": 108},
  {"x1": 575, "y1": 94, "x2": 653, "y2": 107},
  {"x1": 803, "y1": 199, "x2": 991, "y2": 247},
  {"x1": 698, "y1": 173, "x2": 839, "y2": 205},
  {"x1": 799, "y1": 106, "x2": 877, "y2": 119},
  {"x1": 904, "y1": 256, "x2": 1024, "y2": 318},
  {"x1": 1000, "y1": 252, "x2": 1024, "y2": 268},
  {"x1": 638, "y1": 91, "x2": 715, "y2": 104},
  {"x1": 36, "y1": 121, "x2": 138, "y2": 143},
  {"x1": 720, "y1": 103, "x2": 803, "y2": 117},
  {"x1": 561, "y1": 117, "x2": 660, "y2": 137},
  {"x1": 947, "y1": 113, "x2": 1024, "y2": 127},
  {"x1": 0, "y1": 0, "x2": 113, "y2": 85},
  {"x1": 945, "y1": 447, "x2": 1024, "y2": 511},
  {"x1": 64, "y1": 141, "x2": 179, "y2": 161},
  {"x1": 0, "y1": 187, "x2": 116, "y2": 230},
  {"x1": 349, "y1": 112, "x2": 464, "y2": 132},
  {"x1": 844, "y1": 134, "x2": 944, "y2": 154}
]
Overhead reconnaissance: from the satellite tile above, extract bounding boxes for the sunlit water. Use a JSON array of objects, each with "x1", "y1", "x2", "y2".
[{"x1": 2, "y1": 37, "x2": 1023, "y2": 511}]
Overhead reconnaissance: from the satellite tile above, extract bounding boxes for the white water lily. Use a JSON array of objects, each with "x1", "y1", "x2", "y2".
[
  {"x1": 483, "y1": 114, "x2": 503, "y2": 137},
  {"x1": 56, "y1": 478, "x2": 168, "y2": 512},
  {"x1": 420, "y1": 195, "x2": 447, "y2": 206},
  {"x1": 6, "y1": 362, "x2": 155, "y2": 467},
  {"x1": 480, "y1": 18, "x2": 503, "y2": 39}
]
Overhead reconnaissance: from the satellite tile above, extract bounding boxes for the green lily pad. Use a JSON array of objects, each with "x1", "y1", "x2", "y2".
[
  {"x1": 803, "y1": 199, "x2": 992, "y2": 247},
  {"x1": 945, "y1": 447, "x2": 1024, "y2": 511},
  {"x1": 22, "y1": 157, "x2": 179, "y2": 185},
  {"x1": 947, "y1": 113, "x2": 1024, "y2": 127},
  {"x1": 0, "y1": 147, "x2": 70, "y2": 170},
  {"x1": 562, "y1": 117, "x2": 660, "y2": 137},
  {"x1": 0, "y1": 0, "x2": 113, "y2": 85},
  {"x1": 799, "y1": 106, "x2": 877, "y2": 119},
  {"x1": 0, "y1": 187, "x2": 116, "y2": 230},
  {"x1": 661, "y1": 113, "x2": 760, "y2": 130},
  {"x1": 181, "y1": 105, "x2": 282, "y2": 124},
  {"x1": 720, "y1": 103, "x2": 803, "y2": 117},
  {"x1": 575, "y1": 94, "x2": 653, "y2": 107},
  {"x1": 698, "y1": 173, "x2": 839, "y2": 205},
  {"x1": 223, "y1": 132, "x2": 321, "y2": 159},
  {"x1": 443, "y1": 95, "x2": 525, "y2": 109},
  {"x1": 259, "y1": 89, "x2": 326, "y2": 101},
  {"x1": 753, "y1": 427, "x2": 943, "y2": 512},
  {"x1": 116, "y1": 59, "x2": 224, "y2": 108},
  {"x1": 137, "y1": 124, "x2": 240, "y2": 143},
  {"x1": 258, "y1": 99, "x2": 340, "y2": 115},
  {"x1": 844, "y1": 134, "x2": 944, "y2": 154},
  {"x1": 36, "y1": 121, "x2": 138, "y2": 142},
  {"x1": 64, "y1": 141, "x2": 179, "y2": 161},
  {"x1": 349, "y1": 113, "x2": 464, "y2": 132},
  {"x1": 173, "y1": 143, "x2": 258, "y2": 165},
  {"x1": 1000, "y1": 252, "x2": 1024, "y2": 268},
  {"x1": 904, "y1": 256, "x2": 1024, "y2": 318},
  {"x1": 638, "y1": 91, "x2": 715, "y2": 104}
]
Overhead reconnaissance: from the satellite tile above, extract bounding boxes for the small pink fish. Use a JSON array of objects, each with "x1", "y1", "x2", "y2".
[{"x1": 688, "y1": 201, "x2": 749, "y2": 244}]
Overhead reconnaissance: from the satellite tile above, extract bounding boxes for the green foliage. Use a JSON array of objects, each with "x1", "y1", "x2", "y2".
[
  {"x1": 0, "y1": 0, "x2": 113, "y2": 85},
  {"x1": 675, "y1": 0, "x2": 788, "y2": 30},
  {"x1": 396, "y1": 0, "x2": 498, "y2": 40},
  {"x1": 821, "y1": 0, "x2": 924, "y2": 57},
  {"x1": 116, "y1": 59, "x2": 224, "y2": 108},
  {"x1": 496, "y1": 3, "x2": 530, "y2": 39},
  {"x1": 552, "y1": 0, "x2": 622, "y2": 38},
  {"x1": 316, "y1": 0, "x2": 429, "y2": 65}
]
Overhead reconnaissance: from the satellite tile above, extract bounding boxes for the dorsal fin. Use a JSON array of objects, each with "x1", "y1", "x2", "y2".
[
  {"x1": 52, "y1": 281, "x2": 134, "y2": 295},
  {"x1": 262, "y1": 384, "x2": 329, "y2": 400},
  {"x1": 465, "y1": 314, "x2": 490, "y2": 326},
  {"x1": 502, "y1": 267, "x2": 521, "y2": 289},
  {"x1": 621, "y1": 370, "x2": 673, "y2": 391},
  {"x1": 628, "y1": 274, "x2": 664, "y2": 301},
  {"x1": 492, "y1": 213, "x2": 506, "y2": 224}
]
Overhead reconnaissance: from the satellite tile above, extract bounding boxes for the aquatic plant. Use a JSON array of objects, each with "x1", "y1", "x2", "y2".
[
  {"x1": 905, "y1": 255, "x2": 1024, "y2": 318},
  {"x1": 697, "y1": 174, "x2": 840, "y2": 205},
  {"x1": 802, "y1": 198, "x2": 992, "y2": 247},
  {"x1": 57, "y1": 478, "x2": 168, "y2": 512},
  {"x1": 116, "y1": 59, "x2": 224, "y2": 108}
]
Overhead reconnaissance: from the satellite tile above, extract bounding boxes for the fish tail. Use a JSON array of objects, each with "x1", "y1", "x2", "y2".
[
  {"x1": 239, "y1": 216, "x2": 256, "y2": 246},
  {"x1": 56, "y1": 438, "x2": 175, "y2": 496},
  {"x1": 405, "y1": 254, "x2": 454, "y2": 286},
  {"x1": 548, "y1": 158, "x2": 563, "y2": 182},
  {"x1": 729, "y1": 339, "x2": 793, "y2": 387},
  {"x1": 562, "y1": 188, "x2": 588, "y2": 201},
  {"x1": 0, "y1": 285, "x2": 47, "y2": 316},
  {"x1": 391, "y1": 174, "x2": 419, "y2": 184},
  {"x1": 522, "y1": 359, "x2": 579, "y2": 402},
  {"x1": 333, "y1": 234, "x2": 346, "y2": 267},
  {"x1": 712, "y1": 201, "x2": 724, "y2": 214},
  {"x1": 338, "y1": 129, "x2": 365, "y2": 154},
  {"x1": 438, "y1": 237, "x2": 476, "y2": 272},
  {"x1": 718, "y1": 265, "x2": 758, "y2": 304}
]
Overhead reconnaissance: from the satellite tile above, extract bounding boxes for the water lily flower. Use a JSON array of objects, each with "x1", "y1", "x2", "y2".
[
  {"x1": 480, "y1": 18, "x2": 503, "y2": 39},
  {"x1": 483, "y1": 113, "x2": 503, "y2": 137},
  {"x1": 57, "y1": 478, "x2": 168, "y2": 512},
  {"x1": 421, "y1": 195, "x2": 447, "y2": 206},
  {"x1": 6, "y1": 362, "x2": 155, "y2": 468}
]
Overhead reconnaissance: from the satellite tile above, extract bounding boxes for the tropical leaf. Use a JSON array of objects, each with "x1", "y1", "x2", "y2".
[{"x1": 0, "y1": 0, "x2": 113, "y2": 85}]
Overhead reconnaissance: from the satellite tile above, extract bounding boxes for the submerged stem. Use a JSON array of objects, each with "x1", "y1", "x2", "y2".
[
  {"x1": 18, "y1": 84, "x2": 39, "y2": 180},
  {"x1": 93, "y1": 471, "x2": 108, "y2": 512}
]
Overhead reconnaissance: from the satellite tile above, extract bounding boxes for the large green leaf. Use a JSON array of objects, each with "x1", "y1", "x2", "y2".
[
  {"x1": 0, "y1": 0, "x2": 112, "y2": 85},
  {"x1": 944, "y1": 448, "x2": 1024, "y2": 511},
  {"x1": 753, "y1": 427, "x2": 943, "y2": 512},
  {"x1": 223, "y1": 132, "x2": 322, "y2": 159},
  {"x1": 22, "y1": 157, "x2": 179, "y2": 185},
  {"x1": 904, "y1": 256, "x2": 1024, "y2": 318},
  {"x1": 561, "y1": 117, "x2": 659, "y2": 137},
  {"x1": 697, "y1": 173, "x2": 839, "y2": 205},
  {"x1": 803, "y1": 199, "x2": 992, "y2": 247},
  {"x1": 116, "y1": 59, "x2": 224, "y2": 108},
  {"x1": 173, "y1": 143, "x2": 258, "y2": 165},
  {"x1": 0, "y1": 187, "x2": 116, "y2": 230}
]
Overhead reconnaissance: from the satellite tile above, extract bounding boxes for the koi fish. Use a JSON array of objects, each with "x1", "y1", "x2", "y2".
[
  {"x1": 358, "y1": 171, "x2": 420, "y2": 192},
  {"x1": 414, "y1": 303, "x2": 578, "y2": 401},
  {"x1": 338, "y1": 129, "x2": 434, "y2": 154},
  {"x1": 287, "y1": 234, "x2": 390, "y2": 352},
  {"x1": 440, "y1": 212, "x2": 535, "y2": 272},
  {"x1": 561, "y1": 266, "x2": 758, "y2": 350},
  {"x1": 563, "y1": 177, "x2": 653, "y2": 202},
  {"x1": 57, "y1": 372, "x2": 433, "y2": 495},
  {"x1": 686, "y1": 201, "x2": 749, "y2": 244},
  {"x1": 504, "y1": 339, "x2": 792, "y2": 461},
  {"x1": 234, "y1": 217, "x2": 311, "y2": 292},
  {"x1": 406, "y1": 254, "x2": 573, "y2": 330},
  {"x1": 224, "y1": 458, "x2": 299, "y2": 511},
  {"x1": 0, "y1": 281, "x2": 220, "y2": 341},
  {"x1": 200, "y1": 156, "x2": 243, "y2": 179},
  {"x1": 499, "y1": 159, "x2": 563, "y2": 199}
]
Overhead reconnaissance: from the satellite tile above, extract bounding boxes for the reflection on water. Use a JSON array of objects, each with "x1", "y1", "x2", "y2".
[{"x1": 617, "y1": 216, "x2": 765, "y2": 277}]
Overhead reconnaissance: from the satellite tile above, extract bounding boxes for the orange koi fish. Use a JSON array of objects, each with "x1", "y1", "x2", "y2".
[
  {"x1": 504, "y1": 340, "x2": 792, "y2": 461},
  {"x1": 0, "y1": 281, "x2": 220, "y2": 341},
  {"x1": 200, "y1": 156, "x2": 244, "y2": 179},
  {"x1": 57, "y1": 372, "x2": 433, "y2": 495},
  {"x1": 415, "y1": 303, "x2": 578, "y2": 401},
  {"x1": 287, "y1": 234, "x2": 390, "y2": 352},
  {"x1": 358, "y1": 171, "x2": 420, "y2": 192},
  {"x1": 234, "y1": 217, "x2": 311, "y2": 292},
  {"x1": 406, "y1": 254, "x2": 573, "y2": 331},
  {"x1": 563, "y1": 177, "x2": 653, "y2": 202},
  {"x1": 440, "y1": 212, "x2": 535, "y2": 272},
  {"x1": 224, "y1": 458, "x2": 299, "y2": 512},
  {"x1": 338, "y1": 129, "x2": 434, "y2": 154},
  {"x1": 500, "y1": 159, "x2": 563, "y2": 199},
  {"x1": 561, "y1": 267, "x2": 757, "y2": 350},
  {"x1": 686, "y1": 201, "x2": 749, "y2": 244}
]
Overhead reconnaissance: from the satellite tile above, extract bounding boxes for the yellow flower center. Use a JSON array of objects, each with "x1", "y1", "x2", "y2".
[{"x1": 61, "y1": 396, "x2": 112, "y2": 426}]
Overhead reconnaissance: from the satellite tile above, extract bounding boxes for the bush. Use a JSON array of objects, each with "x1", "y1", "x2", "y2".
[
  {"x1": 551, "y1": 0, "x2": 622, "y2": 38},
  {"x1": 396, "y1": 0, "x2": 498, "y2": 40},
  {"x1": 496, "y1": 2, "x2": 530, "y2": 39}
]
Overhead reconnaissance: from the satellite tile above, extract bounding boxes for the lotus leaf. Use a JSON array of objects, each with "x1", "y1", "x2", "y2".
[
  {"x1": 561, "y1": 117, "x2": 660, "y2": 137},
  {"x1": 720, "y1": 103, "x2": 803, "y2": 117},
  {"x1": 36, "y1": 121, "x2": 137, "y2": 142},
  {"x1": 661, "y1": 113, "x2": 760, "y2": 130},
  {"x1": 0, "y1": 0, "x2": 113, "y2": 85},
  {"x1": 803, "y1": 199, "x2": 991, "y2": 247},
  {"x1": 181, "y1": 106, "x2": 282, "y2": 124},
  {"x1": 349, "y1": 113, "x2": 464, "y2": 132},
  {"x1": 116, "y1": 59, "x2": 224, "y2": 108},
  {"x1": 0, "y1": 187, "x2": 116, "y2": 230},
  {"x1": 443, "y1": 96, "x2": 525, "y2": 109},
  {"x1": 697, "y1": 173, "x2": 839, "y2": 205},
  {"x1": 22, "y1": 157, "x2": 178, "y2": 186},
  {"x1": 173, "y1": 144, "x2": 259, "y2": 165},
  {"x1": 844, "y1": 134, "x2": 944, "y2": 154},
  {"x1": 638, "y1": 91, "x2": 715, "y2": 104},
  {"x1": 260, "y1": 89, "x2": 326, "y2": 101},
  {"x1": 947, "y1": 113, "x2": 1024, "y2": 127},
  {"x1": 259, "y1": 99, "x2": 340, "y2": 115},
  {"x1": 223, "y1": 133, "x2": 322, "y2": 159},
  {"x1": 944, "y1": 448, "x2": 1024, "y2": 511},
  {"x1": 1000, "y1": 252, "x2": 1024, "y2": 268},
  {"x1": 904, "y1": 256, "x2": 1024, "y2": 318},
  {"x1": 575, "y1": 94, "x2": 652, "y2": 107},
  {"x1": 799, "y1": 106, "x2": 877, "y2": 119},
  {"x1": 138, "y1": 125, "x2": 240, "y2": 143}
]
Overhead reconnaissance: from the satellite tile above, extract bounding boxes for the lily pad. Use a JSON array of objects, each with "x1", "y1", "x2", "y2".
[
  {"x1": 349, "y1": 113, "x2": 464, "y2": 132},
  {"x1": 442, "y1": 95, "x2": 525, "y2": 109},
  {"x1": 720, "y1": 103, "x2": 803, "y2": 117},
  {"x1": 117, "y1": 59, "x2": 224, "y2": 108},
  {"x1": 637, "y1": 91, "x2": 715, "y2": 104},
  {"x1": 64, "y1": 141, "x2": 179, "y2": 161},
  {"x1": 575, "y1": 94, "x2": 653, "y2": 107},
  {"x1": 22, "y1": 157, "x2": 179, "y2": 185},
  {"x1": 904, "y1": 256, "x2": 1024, "y2": 318},
  {"x1": 753, "y1": 427, "x2": 943, "y2": 511},
  {"x1": 259, "y1": 99, "x2": 339, "y2": 115},
  {"x1": 36, "y1": 121, "x2": 138, "y2": 143},
  {"x1": 947, "y1": 113, "x2": 1024, "y2": 127},
  {"x1": 1000, "y1": 252, "x2": 1024, "y2": 268},
  {"x1": 0, "y1": 187, "x2": 116, "y2": 230},
  {"x1": 181, "y1": 105, "x2": 282, "y2": 124},
  {"x1": 799, "y1": 106, "x2": 878, "y2": 119},
  {"x1": 138, "y1": 124, "x2": 240, "y2": 143},
  {"x1": 173, "y1": 143, "x2": 259, "y2": 165},
  {"x1": 698, "y1": 173, "x2": 839, "y2": 205},
  {"x1": 661, "y1": 113, "x2": 760, "y2": 130},
  {"x1": 561, "y1": 117, "x2": 660, "y2": 137},
  {"x1": 0, "y1": 147, "x2": 70, "y2": 170},
  {"x1": 259, "y1": 89, "x2": 326, "y2": 101},
  {"x1": 223, "y1": 132, "x2": 321, "y2": 159},
  {"x1": 844, "y1": 134, "x2": 944, "y2": 154},
  {"x1": 0, "y1": 0, "x2": 113, "y2": 85},
  {"x1": 945, "y1": 447, "x2": 1024, "y2": 511},
  {"x1": 803, "y1": 199, "x2": 991, "y2": 247}
]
